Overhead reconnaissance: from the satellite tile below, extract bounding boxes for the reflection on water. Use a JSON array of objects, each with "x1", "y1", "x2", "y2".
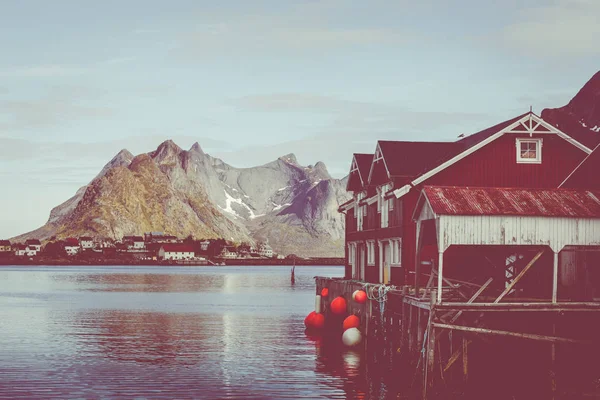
[{"x1": 0, "y1": 266, "x2": 401, "y2": 399}]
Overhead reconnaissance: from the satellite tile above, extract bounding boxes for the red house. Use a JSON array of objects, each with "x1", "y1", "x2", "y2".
[{"x1": 340, "y1": 111, "x2": 599, "y2": 287}]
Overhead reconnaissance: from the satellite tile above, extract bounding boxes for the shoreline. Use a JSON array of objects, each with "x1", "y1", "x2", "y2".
[{"x1": 0, "y1": 258, "x2": 344, "y2": 267}]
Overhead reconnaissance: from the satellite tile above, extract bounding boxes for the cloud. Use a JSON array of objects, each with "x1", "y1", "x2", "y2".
[
  {"x1": 498, "y1": 0, "x2": 600, "y2": 57},
  {"x1": 0, "y1": 97, "x2": 113, "y2": 130},
  {"x1": 229, "y1": 92, "x2": 489, "y2": 133},
  {"x1": 0, "y1": 64, "x2": 89, "y2": 78},
  {"x1": 0, "y1": 56, "x2": 136, "y2": 78},
  {"x1": 172, "y1": 1, "x2": 413, "y2": 59}
]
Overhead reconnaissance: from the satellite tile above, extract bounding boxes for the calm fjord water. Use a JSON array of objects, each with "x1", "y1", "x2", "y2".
[{"x1": 0, "y1": 266, "x2": 380, "y2": 399}]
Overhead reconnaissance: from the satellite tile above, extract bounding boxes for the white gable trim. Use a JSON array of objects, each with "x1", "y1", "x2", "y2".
[
  {"x1": 366, "y1": 195, "x2": 378, "y2": 205},
  {"x1": 367, "y1": 142, "x2": 391, "y2": 184},
  {"x1": 339, "y1": 200, "x2": 356, "y2": 212},
  {"x1": 411, "y1": 113, "x2": 592, "y2": 187},
  {"x1": 393, "y1": 184, "x2": 411, "y2": 199},
  {"x1": 349, "y1": 155, "x2": 364, "y2": 186}
]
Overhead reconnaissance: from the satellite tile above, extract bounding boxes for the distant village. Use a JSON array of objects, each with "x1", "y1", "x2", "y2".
[{"x1": 0, "y1": 232, "x2": 317, "y2": 265}]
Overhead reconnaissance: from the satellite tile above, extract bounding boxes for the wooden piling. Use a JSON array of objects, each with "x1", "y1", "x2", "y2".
[{"x1": 424, "y1": 289, "x2": 437, "y2": 399}]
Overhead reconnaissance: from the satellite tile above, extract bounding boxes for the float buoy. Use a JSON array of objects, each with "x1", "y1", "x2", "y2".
[
  {"x1": 304, "y1": 311, "x2": 316, "y2": 328},
  {"x1": 330, "y1": 296, "x2": 347, "y2": 315},
  {"x1": 312, "y1": 313, "x2": 325, "y2": 329},
  {"x1": 342, "y1": 327, "x2": 362, "y2": 347},
  {"x1": 352, "y1": 290, "x2": 359, "y2": 301},
  {"x1": 321, "y1": 287, "x2": 329, "y2": 297},
  {"x1": 343, "y1": 315, "x2": 360, "y2": 331},
  {"x1": 354, "y1": 290, "x2": 367, "y2": 304}
]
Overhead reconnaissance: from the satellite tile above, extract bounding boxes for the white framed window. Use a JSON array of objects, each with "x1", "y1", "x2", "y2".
[
  {"x1": 380, "y1": 183, "x2": 391, "y2": 228},
  {"x1": 367, "y1": 241, "x2": 375, "y2": 265},
  {"x1": 516, "y1": 138, "x2": 542, "y2": 164},
  {"x1": 391, "y1": 239, "x2": 401, "y2": 265},
  {"x1": 356, "y1": 193, "x2": 364, "y2": 231},
  {"x1": 388, "y1": 197, "x2": 394, "y2": 211}
]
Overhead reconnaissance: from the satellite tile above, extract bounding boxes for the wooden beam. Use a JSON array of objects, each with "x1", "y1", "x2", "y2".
[
  {"x1": 432, "y1": 323, "x2": 589, "y2": 344},
  {"x1": 450, "y1": 278, "x2": 493, "y2": 324},
  {"x1": 431, "y1": 269, "x2": 470, "y2": 301},
  {"x1": 436, "y1": 302, "x2": 600, "y2": 313},
  {"x1": 444, "y1": 340, "x2": 472, "y2": 372},
  {"x1": 494, "y1": 250, "x2": 545, "y2": 303},
  {"x1": 403, "y1": 296, "x2": 432, "y2": 310}
]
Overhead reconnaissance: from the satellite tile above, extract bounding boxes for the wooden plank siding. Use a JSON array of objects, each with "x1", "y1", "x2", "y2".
[
  {"x1": 426, "y1": 133, "x2": 587, "y2": 188},
  {"x1": 438, "y1": 215, "x2": 600, "y2": 252}
]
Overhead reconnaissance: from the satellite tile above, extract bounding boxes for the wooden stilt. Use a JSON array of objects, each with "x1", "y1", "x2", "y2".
[
  {"x1": 462, "y1": 337, "x2": 469, "y2": 385},
  {"x1": 553, "y1": 251, "x2": 559, "y2": 304},
  {"x1": 437, "y1": 252, "x2": 444, "y2": 303},
  {"x1": 424, "y1": 290, "x2": 437, "y2": 399}
]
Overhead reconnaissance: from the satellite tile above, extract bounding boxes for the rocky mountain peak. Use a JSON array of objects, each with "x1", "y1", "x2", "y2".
[
  {"x1": 278, "y1": 153, "x2": 298, "y2": 164},
  {"x1": 565, "y1": 70, "x2": 600, "y2": 127},
  {"x1": 152, "y1": 140, "x2": 183, "y2": 163},
  {"x1": 95, "y1": 149, "x2": 134, "y2": 180},
  {"x1": 312, "y1": 161, "x2": 331, "y2": 180},
  {"x1": 189, "y1": 142, "x2": 205, "y2": 155},
  {"x1": 541, "y1": 70, "x2": 600, "y2": 149}
]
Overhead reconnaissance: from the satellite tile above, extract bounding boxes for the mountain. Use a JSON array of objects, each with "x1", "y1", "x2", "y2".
[
  {"x1": 13, "y1": 141, "x2": 350, "y2": 257},
  {"x1": 542, "y1": 71, "x2": 600, "y2": 149}
]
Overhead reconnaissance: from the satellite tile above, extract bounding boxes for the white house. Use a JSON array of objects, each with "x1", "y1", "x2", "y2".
[
  {"x1": 79, "y1": 237, "x2": 94, "y2": 249},
  {"x1": 219, "y1": 247, "x2": 238, "y2": 259},
  {"x1": 158, "y1": 244, "x2": 195, "y2": 260},
  {"x1": 25, "y1": 239, "x2": 41, "y2": 253},
  {"x1": 65, "y1": 245, "x2": 80, "y2": 256},
  {"x1": 14, "y1": 245, "x2": 27, "y2": 257},
  {"x1": 258, "y1": 242, "x2": 273, "y2": 258},
  {"x1": 131, "y1": 236, "x2": 145, "y2": 250}
]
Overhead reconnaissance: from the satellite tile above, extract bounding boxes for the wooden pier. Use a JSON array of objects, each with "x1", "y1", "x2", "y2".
[{"x1": 315, "y1": 276, "x2": 600, "y2": 399}]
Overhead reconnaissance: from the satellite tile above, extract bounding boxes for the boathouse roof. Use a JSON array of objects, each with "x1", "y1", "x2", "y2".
[{"x1": 421, "y1": 186, "x2": 600, "y2": 218}]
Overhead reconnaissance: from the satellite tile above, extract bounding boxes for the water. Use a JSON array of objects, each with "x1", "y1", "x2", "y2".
[{"x1": 0, "y1": 266, "x2": 381, "y2": 399}]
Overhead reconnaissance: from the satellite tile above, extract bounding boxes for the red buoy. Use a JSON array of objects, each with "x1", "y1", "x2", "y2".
[
  {"x1": 330, "y1": 296, "x2": 347, "y2": 315},
  {"x1": 321, "y1": 287, "x2": 329, "y2": 297},
  {"x1": 354, "y1": 290, "x2": 367, "y2": 304},
  {"x1": 304, "y1": 311, "x2": 316, "y2": 328},
  {"x1": 312, "y1": 313, "x2": 325, "y2": 329},
  {"x1": 343, "y1": 315, "x2": 360, "y2": 331}
]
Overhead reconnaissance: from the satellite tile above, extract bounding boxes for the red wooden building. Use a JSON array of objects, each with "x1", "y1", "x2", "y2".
[{"x1": 340, "y1": 111, "x2": 599, "y2": 286}]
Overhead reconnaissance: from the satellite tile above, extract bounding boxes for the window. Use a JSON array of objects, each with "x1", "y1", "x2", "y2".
[
  {"x1": 389, "y1": 239, "x2": 401, "y2": 265},
  {"x1": 516, "y1": 139, "x2": 542, "y2": 164},
  {"x1": 367, "y1": 241, "x2": 375, "y2": 265}
]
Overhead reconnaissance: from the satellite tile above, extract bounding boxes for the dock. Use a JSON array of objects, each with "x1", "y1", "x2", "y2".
[{"x1": 315, "y1": 276, "x2": 600, "y2": 399}]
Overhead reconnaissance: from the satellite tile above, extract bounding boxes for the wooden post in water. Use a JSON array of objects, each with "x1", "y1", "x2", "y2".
[
  {"x1": 402, "y1": 286, "x2": 408, "y2": 350},
  {"x1": 417, "y1": 308, "x2": 424, "y2": 352},
  {"x1": 424, "y1": 289, "x2": 437, "y2": 399},
  {"x1": 408, "y1": 303, "x2": 414, "y2": 354},
  {"x1": 462, "y1": 337, "x2": 469, "y2": 385}
]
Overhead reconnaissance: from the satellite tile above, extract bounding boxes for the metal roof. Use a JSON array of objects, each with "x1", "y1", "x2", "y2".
[{"x1": 423, "y1": 186, "x2": 600, "y2": 218}]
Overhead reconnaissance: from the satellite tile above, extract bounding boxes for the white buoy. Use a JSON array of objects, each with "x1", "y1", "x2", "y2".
[
  {"x1": 342, "y1": 327, "x2": 362, "y2": 347},
  {"x1": 315, "y1": 295, "x2": 322, "y2": 314}
]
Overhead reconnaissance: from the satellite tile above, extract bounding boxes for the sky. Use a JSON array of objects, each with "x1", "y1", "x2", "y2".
[{"x1": 0, "y1": 0, "x2": 599, "y2": 238}]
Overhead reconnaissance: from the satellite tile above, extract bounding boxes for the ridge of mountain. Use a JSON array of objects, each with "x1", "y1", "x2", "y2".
[{"x1": 13, "y1": 142, "x2": 350, "y2": 257}]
